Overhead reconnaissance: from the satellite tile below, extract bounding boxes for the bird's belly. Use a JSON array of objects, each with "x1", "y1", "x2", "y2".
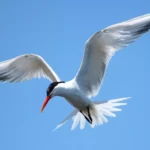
[{"x1": 65, "y1": 96, "x2": 91, "y2": 110}]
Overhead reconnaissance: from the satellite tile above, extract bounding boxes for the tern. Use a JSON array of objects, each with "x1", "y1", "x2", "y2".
[{"x1": 0, "y1": 14, "x2": 150, "y2": 130}]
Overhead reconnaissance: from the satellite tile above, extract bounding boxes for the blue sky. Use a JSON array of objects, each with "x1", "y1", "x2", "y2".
[{"x1": 0, "y1": 0, "x2": 150, "y2": 150}]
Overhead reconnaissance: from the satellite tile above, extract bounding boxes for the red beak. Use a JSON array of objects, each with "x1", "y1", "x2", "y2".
[{"x1": 41, "y1": 95, "x2": 52, "y2": 112}]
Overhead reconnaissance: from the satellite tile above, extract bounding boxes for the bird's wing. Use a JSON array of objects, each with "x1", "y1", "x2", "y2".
[
  {"x1": 0, "y1": 54, "x2": 60, "y2": 82},
  {"x1": 75, "y1": 14, "x2": 150, "y2": 98}
]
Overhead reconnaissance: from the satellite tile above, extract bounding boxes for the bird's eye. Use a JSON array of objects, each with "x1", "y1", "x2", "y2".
[{"x1": 46, "y1": 89, "x2": 50, "y2": 96}]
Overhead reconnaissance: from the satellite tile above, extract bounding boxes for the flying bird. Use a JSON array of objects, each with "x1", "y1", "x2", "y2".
[{"x1": 0, "y1": 14, "x2": 150, "y2": 130}]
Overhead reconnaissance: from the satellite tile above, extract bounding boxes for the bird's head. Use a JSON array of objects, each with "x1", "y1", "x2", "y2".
[{"x1": 40, "y1": 81, "x2": 65, "y2": 112}]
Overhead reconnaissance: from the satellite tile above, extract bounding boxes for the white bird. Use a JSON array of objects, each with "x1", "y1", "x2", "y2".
[{"x1": 0, "y1": 14, "x2": 150, "y2": 130}]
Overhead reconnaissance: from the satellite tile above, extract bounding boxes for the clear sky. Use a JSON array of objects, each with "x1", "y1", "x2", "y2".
[{"x1": 0, "y1": 0, "x2": 150, "y2": 150}]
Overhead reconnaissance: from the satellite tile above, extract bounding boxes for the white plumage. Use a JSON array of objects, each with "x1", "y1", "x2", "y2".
[
  {"x1": 75, "y1": 14, "x2": 150, "y2": 98},
  {"x1": 0, "y1": 14, "x2": 150, "y2": 130}
]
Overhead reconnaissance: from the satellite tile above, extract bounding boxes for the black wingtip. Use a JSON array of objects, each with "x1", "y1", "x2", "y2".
[{"x1": 134, "y1": 23, "x2": 150, "y2": 35}]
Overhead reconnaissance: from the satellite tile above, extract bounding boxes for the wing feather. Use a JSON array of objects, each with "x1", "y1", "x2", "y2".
[
  {"x1": 0, "y1": 54, "x2": 60, "y2": 82},
  {"x1": 75, "y1": 14, "x2": 150, "y2": 97}
]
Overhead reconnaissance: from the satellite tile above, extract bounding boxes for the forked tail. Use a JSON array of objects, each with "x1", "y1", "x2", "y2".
[{"x1": 53, "y1": 97, "x2": 131, "y2": 131}]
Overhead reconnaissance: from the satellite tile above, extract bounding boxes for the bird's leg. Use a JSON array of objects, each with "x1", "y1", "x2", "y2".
[
  {"x1": 80, "y1": 110, "x2": 92, "y2": 124},
  {"x1": 87, "y1": 106, "x2": 92, "y2": 124}
]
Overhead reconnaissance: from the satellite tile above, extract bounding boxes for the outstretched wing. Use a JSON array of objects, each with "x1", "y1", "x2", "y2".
[
  {"x1": 75, "y1": 14, "x2": 150, "y2": 98},
  {"x1": 0, "y1": 54, "x2": 60, "y2": 82}
]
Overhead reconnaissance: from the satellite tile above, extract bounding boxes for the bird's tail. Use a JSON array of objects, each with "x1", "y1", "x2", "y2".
[{"x1": 53, "y1": 97, "x2": 131, "y2": 131}]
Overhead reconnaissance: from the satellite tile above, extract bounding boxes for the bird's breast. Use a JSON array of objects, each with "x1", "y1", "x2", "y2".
[{"x1": 56, "y1": 80, "x2": 92, "y2": 110}]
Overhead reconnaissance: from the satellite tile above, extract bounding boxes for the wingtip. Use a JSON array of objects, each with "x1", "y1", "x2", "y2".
[{"x1": 125, "y1": 97, "x2": 132, "y2": 100}]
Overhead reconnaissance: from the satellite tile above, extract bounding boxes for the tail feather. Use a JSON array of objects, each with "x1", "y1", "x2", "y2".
[
  {"x1": 71, "y1": 112, "x2": 86, "y2": 130},
  {"x1": 53, "y1": 109, "x2": 78, "y2": 131},
  {"x1": 53, "y1": 97, "x2": 131, "y2": 131}
]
